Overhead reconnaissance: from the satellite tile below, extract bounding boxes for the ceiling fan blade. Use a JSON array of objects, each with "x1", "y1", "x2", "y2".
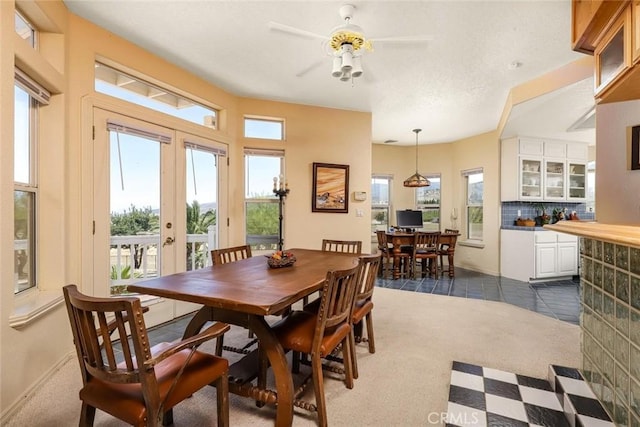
[
  {"x1": 268, "y1": 21, "x2": 328, "y2": 40},
  {"x1": 296, "y1": 60, "x2": 325, "y2": 78},
  {"x1": 368, "y1": 35, "x2": 434, "y2": 43}
]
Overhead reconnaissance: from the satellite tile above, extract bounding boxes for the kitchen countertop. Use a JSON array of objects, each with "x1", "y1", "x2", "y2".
[{"x1": 544, "y1": 221, "x2": 640, "y2": 248}]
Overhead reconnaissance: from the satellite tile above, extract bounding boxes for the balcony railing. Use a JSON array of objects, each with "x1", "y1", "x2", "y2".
[{"x1": 108, "y1": 229, "x2": 274, "y2": 286}]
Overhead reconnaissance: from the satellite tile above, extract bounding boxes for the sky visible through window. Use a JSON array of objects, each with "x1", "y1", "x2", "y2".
[{"x1": 98, "y1": 81, "x2": 280, "y2": 212}]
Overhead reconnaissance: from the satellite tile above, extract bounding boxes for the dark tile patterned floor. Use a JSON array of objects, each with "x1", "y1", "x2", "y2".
[{"x1": 376, "y1": 267, "x2": 580, "y2": 325}]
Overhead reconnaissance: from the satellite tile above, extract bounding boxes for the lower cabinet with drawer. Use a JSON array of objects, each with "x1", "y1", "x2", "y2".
[{"x1": 501, "y1": 229, "x2": 578, "y2": 282}]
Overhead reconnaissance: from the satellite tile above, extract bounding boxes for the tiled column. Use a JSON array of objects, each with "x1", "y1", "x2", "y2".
[{"x1": 580, "y1": 237, "x2": 640, "y2": 425}]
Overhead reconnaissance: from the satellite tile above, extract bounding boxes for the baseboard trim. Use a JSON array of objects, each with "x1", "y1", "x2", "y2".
[{"x1": 0, "y1": 351, "x2": 75, "y2": 424}]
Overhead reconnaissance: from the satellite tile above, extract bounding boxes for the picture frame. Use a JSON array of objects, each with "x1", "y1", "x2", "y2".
[
  {"x1": 312, "y1": 162, "x2": 349, "y2": 213},
  {"x1": 630, "y1": 125, "x2": 640, "y2": 170}
]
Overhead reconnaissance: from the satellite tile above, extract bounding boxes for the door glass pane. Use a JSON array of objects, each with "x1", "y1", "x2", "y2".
[
  {"x1": 186, "y1": 147, "x2": 218, "y2": 270},
  {"x1": 109, "y1": 132, "x2": 160, "y2": 295}
]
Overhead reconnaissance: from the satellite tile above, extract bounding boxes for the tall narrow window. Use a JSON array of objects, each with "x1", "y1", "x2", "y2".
[
  {"x1": 416, "y1": 175, "x2": 441, "y2": 232},
  {"x1": 14, "y1": 69, "x2": 49, "y2": 293},
  {"x1": 463, "y1": 169, "x2": 483, "y2": 241},
  {"x1": 371, "y1": 175, "x2": 391, "y2": 242},
  {"x1": 244, "y1": 149, "x2": 284, "y2": 253}
]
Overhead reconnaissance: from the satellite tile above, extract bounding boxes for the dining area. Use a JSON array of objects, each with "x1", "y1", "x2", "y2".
[
  {"x1": 62, "y1": 241, "x2": 380, "y2": 427},
  {"x1": 376, "y1": 229, "x2": 460, "y2": 281}
]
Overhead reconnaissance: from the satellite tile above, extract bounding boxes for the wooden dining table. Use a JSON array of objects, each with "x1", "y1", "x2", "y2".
[
  {"x1": 128, "y1": 248, "x2": 359, "y2": 427},
  {"x1": 386, "y1": 231, "x2": 459, "y2": 279}
]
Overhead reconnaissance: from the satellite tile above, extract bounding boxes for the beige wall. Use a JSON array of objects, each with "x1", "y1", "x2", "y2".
[
  {"x1": 235, "y1": 98, "x2": 372, "y2": 252},
  {"x1": 595, "y1": 100, "x2": 640, "y2": 225},
  {"x1": 372, "y1": 130, "x2": 501, "y2": 276},
  {"x1": 1, "y1": 1, "x2": 372, "y2": 417}
]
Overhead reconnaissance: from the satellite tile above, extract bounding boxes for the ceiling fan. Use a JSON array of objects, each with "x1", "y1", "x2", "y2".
[{"x1": 268, "y1": 4, "x2": 433, "y2": 81}]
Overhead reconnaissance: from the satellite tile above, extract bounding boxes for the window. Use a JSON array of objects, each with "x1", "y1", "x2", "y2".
[
  {"x1": 244, "y1": 117, "x2": 284, "y2": 140},
  {"x1": 463, "y1": 169, "x2": 483, "y2": 241},
  {"x1": 371, "y1": 175, "x2": 392, "y2": 241},
  {"x1": 95, "y1": 62, "x2": 218, "y2": 128},
  {"x1": 14, "y1": 69, "x2": 50, "y2": 294},
  {"x1": 244, "y1": 149, "x2": 284, "y2": 253},
  {"x1": 416, "y1": 175, "x2": 440, "y2": 231},
  {"x1": 15, "y1": 10, "x2": 36, "y2": 47}
]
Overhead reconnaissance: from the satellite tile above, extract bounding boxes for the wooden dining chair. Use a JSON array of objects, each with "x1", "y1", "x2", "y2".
[
  {"x1": 439, "y1": 229, "x2": 459, "y2": 277},
  {"x1": 321, "y1": 239, "x2": 362, "y2": 254},
  {"x1": 271, "y1": 264, "x2": 360, "y2": 427},
  {"x1": 62, "y1": 285, "x2": 230, "y2": 427},
  {"x1": 375, "y1": 230, "x2": 393, "y2": 278},
  {"x1": 211, "y1": 244, "x2": 255, "y2": 352},
  {"x1": 305, "y1": 239, "x2": 361, "y2": 306},
  {"x1": 349, "y1": 253, "x2": 381, "y2": 379},
  {"x1": 211, "y1": 244, "x2": 252, "y2": 265},
  {"x1": 412, "y1": 231, "x2": 440, "y2": 278}
]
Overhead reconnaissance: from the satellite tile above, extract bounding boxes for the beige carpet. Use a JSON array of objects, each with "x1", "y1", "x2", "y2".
[{"x1": 4, "y1": 287, "x2": 581, "y2": 426}]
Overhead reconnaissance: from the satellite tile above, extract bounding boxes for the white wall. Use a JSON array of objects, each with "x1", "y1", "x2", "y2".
[{"x1": 596, "y1": 100, "x2": 640, "y2": 224}]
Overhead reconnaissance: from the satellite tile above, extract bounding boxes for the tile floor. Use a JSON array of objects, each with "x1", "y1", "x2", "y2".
[
  {"x1": 445, "y1": 361, "x2": 614, "y2": 427},
  {"x1": 143, "y1": 266, "x2": 580, "y2": 346},
  {"x1": 377, "y1": 267, "x2": 580, "y2": 325}
]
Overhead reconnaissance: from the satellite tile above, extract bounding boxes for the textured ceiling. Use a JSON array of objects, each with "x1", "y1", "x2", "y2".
[{"x1": 63, "y1": 0, "x2": 593, "y2": 145}]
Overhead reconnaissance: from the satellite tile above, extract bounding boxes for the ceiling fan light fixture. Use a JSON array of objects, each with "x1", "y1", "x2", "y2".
[
  {"x1": 332, "y1": 56, "x2": 343, "y2": 77},
  {"x1": 403, "y1": 128, "x2": 430, "y2": 188},
  {"x1": 351, "y1": 56, "x2": 363, "y2": 77},
  {"x1": 340, "y1": 69, "x2": 352, "y2": 81}
]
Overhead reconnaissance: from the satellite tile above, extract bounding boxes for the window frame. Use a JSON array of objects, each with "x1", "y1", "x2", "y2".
[
  {"x1": 244, "y1": 149, "x2": 285, "y2": 253},
  {"x1": 14, "y1": 70, "x2": 47, "y2": 294}
]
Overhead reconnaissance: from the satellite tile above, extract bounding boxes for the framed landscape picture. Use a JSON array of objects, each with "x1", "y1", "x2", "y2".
[{"x1": 312, "y1": 162, "x2": 349, "y2": 213}]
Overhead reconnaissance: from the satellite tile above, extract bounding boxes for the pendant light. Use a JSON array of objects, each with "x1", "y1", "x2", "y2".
[{"x1": 403, "y1": 129, "x2": 430, "y2": 187}]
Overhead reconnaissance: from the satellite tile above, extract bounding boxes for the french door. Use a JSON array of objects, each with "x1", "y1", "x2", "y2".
[{"x1": 93, "y1": 108, "x2": 227, "y2": 326}]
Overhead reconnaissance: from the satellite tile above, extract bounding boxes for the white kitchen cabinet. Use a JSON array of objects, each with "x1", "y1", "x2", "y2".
[
  {"x1": 544, "y1": 159, "x2": 565, "y2": 200},
  {"x1": 501, "y1": 229, "x2": 578, "y2": 282},
  {"x1": 567, "y1": 161, "x2": 587, "y2": 201},
  {"x1": 501, "y1": 137, "x2": 589, "y2": 201},
  {"x1": 535, "y1": 244, "x2": 558, "y2": 278},
  {"x1": 519, "y1": 157, "x2": 543, "y2": 200}
]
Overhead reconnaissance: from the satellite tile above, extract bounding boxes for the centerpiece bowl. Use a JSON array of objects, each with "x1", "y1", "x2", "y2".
[{"x1": 266, "y1": 251, "x2": 296, "y2": 268}]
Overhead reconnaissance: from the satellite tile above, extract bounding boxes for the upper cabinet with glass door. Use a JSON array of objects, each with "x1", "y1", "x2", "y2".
[{"x1": 501, "y1": 137, "x2": 588, "y2": 202}]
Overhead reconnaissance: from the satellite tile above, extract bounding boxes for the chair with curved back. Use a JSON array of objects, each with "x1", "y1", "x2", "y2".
[
  {"x1": 439, "y1": 229, "x2": 459, "y2": 277},
  {"x1": 271, "y1": 264, "x2": 360, "y2": 427},
  {"x1": 412, "y1": 231, "x2": 440, "y2": 278},
  {"x1": 63, "y1": 284, "x2": 230, "y2": 427},
  {"x1": 211, "y1": 244, "x2": 252, "y2": 265}
]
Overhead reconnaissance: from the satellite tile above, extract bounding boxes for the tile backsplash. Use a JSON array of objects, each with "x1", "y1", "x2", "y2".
[{"x1": 501, "y1": 201, "x2": 595, "y2": 228}]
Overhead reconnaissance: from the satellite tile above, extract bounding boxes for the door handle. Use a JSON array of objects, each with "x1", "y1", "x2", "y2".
[{"x1": 163, "y1": 237, "x2": 174, "y2": 247}]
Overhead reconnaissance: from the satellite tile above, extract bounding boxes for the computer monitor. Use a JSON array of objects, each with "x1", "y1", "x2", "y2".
[{"x1": 395, "y1": 210, "x2": 423, "y2": 232}]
